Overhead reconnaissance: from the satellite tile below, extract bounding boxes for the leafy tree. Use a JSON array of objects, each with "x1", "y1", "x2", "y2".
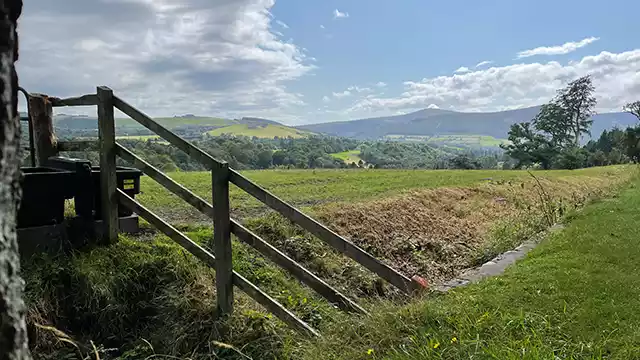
[
  {"x1": 256, "y1": 150, "x2": 273, "y2": 169},
  {"x1": 449, "y1": 154, "x2": 480, "y2": 169},
  {"x1": 554, "y1": 75, "x2": 597, "y2": 145},
  {"x1": 501, "y1": 122, "x2": 556, "y2": 169},
  {"x1": 587, "y1": 150, "x2": 608, "y2": 167},
  {"x1": 553, "y1": 147, "x2": 587, "y2": 170},
  {"x1": 624, "y1": 101, "x2": 640, "y2": 121},
  {"x1": 503, "y1": 76, "x2": 597, "y2": 169}
]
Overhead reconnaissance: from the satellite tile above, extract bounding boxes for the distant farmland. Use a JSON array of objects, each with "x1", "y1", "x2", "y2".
[{"x1": 206, "y1": 124, "x2": 312, "y2": 138}]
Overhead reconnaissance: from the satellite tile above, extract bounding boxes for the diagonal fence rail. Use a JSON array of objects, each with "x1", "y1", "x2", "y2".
[{"x1": 51, "y1": 86, "x2": 426, "y2": 335}]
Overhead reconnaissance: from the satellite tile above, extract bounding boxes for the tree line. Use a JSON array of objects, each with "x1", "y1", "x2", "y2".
[{"x1": 502, "y1": 75, "x2": 640, "y2": 169}]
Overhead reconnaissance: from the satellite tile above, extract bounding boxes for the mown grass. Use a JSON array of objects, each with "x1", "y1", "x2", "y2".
[
  {"x1": 206, "y1": 124, "x2": 311, "y2": 139},
  {"x1": 137, "y1": 166, "x2": 629, "y2": 223},
  {"x1": 296, "y1": 177, "x2": 640, "y2": 360}
]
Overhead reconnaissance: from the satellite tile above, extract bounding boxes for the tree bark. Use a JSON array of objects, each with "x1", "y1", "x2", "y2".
[{"x1": 0, "y1": 0, "x2": 31, "y2": 359}]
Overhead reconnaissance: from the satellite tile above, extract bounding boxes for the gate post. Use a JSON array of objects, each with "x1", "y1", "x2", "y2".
[
  {"x1": 212, "y1": 162, "x2": 233, "y2": 317},
  {"x1": 27, "y1": 93, "x2": 57, "y2": 166},
  {"x1": 97, "y1": 86, "x2": 118, "y2": 243}
]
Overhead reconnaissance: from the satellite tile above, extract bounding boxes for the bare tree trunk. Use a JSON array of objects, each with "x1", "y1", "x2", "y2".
[{"x1": 0, "y1": 0, "x2": 31, "y2": 359}]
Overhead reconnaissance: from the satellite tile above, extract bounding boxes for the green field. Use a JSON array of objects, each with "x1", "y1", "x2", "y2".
[
  {"x1": 206, "y1": 124, "x2": 312, "y2": 138},
  {"x1": 303, "y1": 173, "x2": 640, "y2": 359},
  {"x1": 137, "y1": 166, "x2": 628, "y2": 223},
  {"x1": 115, "y1": 135, "x2": 161, "y2": 141},
  {"x1": 330, "y1": 150, "x2": 362, "y2": 164},
  {"x1": 29, "y1": 165, "x2": 639, "y2": 359},
  {"x1": 385, "y1": 134, "x2": 508, "y2": 147}
]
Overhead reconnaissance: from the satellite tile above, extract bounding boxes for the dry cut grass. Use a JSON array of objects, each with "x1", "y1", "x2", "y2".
[{"x1": 315, "y1": 167, "x2": 634, "y2": 286}]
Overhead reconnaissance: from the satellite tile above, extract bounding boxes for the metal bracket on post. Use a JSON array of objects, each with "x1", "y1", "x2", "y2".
[
  {"x1": 97, "y1": 86, "x2": 118, "y2": 243},
  {"x1": 213, "y1": 162, "x2": 233, "y2": 317}
]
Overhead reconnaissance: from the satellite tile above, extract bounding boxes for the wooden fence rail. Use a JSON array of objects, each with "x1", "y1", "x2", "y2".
[
  {"x1": 111, "y1": 93, "x2": 423, "y2": 295},
  {"x1": 116, "y1": 144, "x2": 366, "y2": 314},
  {"x1": 117, "y1": 189, "x2": 319, "y2": 337},
  {"x1": 46, "y1": 85, "x2": 425, "y2": 335}
]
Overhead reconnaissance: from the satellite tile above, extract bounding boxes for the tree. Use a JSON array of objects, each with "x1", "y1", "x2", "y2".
[
  {"x1": 502, "y1": 76, "x2": 597, "y2": 169},
  {"x1": 554, "y1": 75, "x2": 597, "y2": 145},
  {"x1": 501, "y1": 122, "x2": 556, "y2": 169},
  {"x1": 624, "y1": 101, "x2": 640, "y2": 121},
  {"x1": 256, "y1": 150, "x2": 273, "y2": 169},
  {"x1": 0, "y1": 0, "x2": 31, "y2": 358},
  {"x1": 449, "y1": 154, "x2": 480, "y2": 169}
]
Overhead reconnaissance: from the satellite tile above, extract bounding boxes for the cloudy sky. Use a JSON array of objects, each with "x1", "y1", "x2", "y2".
[{"x1": 17, "y1": 0, "x2": 640, "y2": 125}]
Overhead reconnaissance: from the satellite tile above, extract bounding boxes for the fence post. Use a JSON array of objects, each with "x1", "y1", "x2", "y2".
[
  {"x1": 212, "y1": 162, "x2": 233, "y2": 317},
  {"x1": 97, "y1": 86, "x2": 118, "y2": 243},
  {"x1": 27, "y1": 93, "x2": 57, "y2": 166}
]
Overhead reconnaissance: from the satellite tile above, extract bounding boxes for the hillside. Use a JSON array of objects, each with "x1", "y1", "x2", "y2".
[
  {"x1": 53, "y1": 114, "x2": 311, "y2": 139},
  {"x1": 207, "y1": 123, "x2": 312, "y2": 138},
  {"x1": 298, "y1": 107, "x2": 638, "y2": 140},
  {"x1": 54, "y1": 114, "x2": 231, "y2": 129}
]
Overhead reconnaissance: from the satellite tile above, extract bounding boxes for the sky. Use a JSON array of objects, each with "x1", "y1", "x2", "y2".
[{"x1": 17, "y1": 0, "x2": 640, "y2": 125}]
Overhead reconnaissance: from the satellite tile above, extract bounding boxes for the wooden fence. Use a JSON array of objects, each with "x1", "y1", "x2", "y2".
[{"x1": 39, "y1": 86, "x2": 426, "y2": 336}]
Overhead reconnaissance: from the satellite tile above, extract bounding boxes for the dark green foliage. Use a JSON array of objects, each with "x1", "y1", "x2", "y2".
[
  {"x1": 449, "y1": 153, "x2": 480, "y2": 169},
  {"x1": 503, "y1": 76, "x2": 598, "y2": 169},
  {"x1": 359, "y1": 141, "x2": 439, "y2": 169}
]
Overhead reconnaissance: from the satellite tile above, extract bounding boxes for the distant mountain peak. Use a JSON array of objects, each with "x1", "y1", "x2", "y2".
[{"x1": 297, "y1": 107, "x2": 637, "y2": 142}]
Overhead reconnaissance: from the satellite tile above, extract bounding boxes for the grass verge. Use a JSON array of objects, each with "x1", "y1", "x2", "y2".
[{"x1": 297, "y1": 177, "x2": 640, "y2": 359}]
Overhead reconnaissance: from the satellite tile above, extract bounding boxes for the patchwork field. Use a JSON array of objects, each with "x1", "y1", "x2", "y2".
[
  {"x1": 385, "y1": 134, "x2": 508, "y2": 148},
  {"x1": 206, "y1": 124, "x2": 312, "y2": 138}
]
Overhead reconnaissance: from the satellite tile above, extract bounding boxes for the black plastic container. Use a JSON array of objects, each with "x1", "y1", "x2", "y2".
[
  {"x1": 18, "y1": 167, "x2": 76, "y2": 228},
  {"x1": 91, "y1": 166, "x2": 143, "y2": 218}
]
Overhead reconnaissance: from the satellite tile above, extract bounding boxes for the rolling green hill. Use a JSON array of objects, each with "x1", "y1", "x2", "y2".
[{"x1": 206, "y1": 123, "x2": 313, "y2": 138}]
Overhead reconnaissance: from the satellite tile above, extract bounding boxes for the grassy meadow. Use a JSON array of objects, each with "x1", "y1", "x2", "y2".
[
  {"x1": 137, "y1": 166, "x2": 629, "y2": 223},
  {"x1": 26, "y1": 165, "x2": 640, "y2": 359}
]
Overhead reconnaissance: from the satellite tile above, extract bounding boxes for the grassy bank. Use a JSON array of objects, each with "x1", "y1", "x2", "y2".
[
  {"x1": 24, "y1": 166, "x2": 637, "y2": 359},
  {"x1": 298, "y1": 177, "x2": 640, "y2": 359},
  {"x1": 137, "y1": 166, "x2": 629, "y2": 223}
]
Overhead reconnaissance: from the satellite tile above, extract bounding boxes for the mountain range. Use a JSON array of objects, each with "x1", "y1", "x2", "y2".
[
  {"x1": 297, "y1": 107, "x2": 638, "y2": 141},
  {"x1": 50, "y1": 106, "x2": 639, "y2": 144}
]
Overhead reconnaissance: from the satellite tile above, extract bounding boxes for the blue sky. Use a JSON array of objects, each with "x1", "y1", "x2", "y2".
[{"x1": 17, "y1": 0, "x2": 640, "y2": 124}]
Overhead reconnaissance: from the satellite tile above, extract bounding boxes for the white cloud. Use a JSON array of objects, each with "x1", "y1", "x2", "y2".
[
  {"x1": 454, "y1": 66, "x2": 471, "y2": 74},
  {"x1": 320, "y1": 24, "x2": 325, "y2": 29},
  {"x1": 332, "y1": 90, "x2": 352, "y2": 98},
  {"x1": 17, "y1": 0, "x2": 314, "y2": 121},
  {"x1": 322, "y1": 95, "x2": 331, "y2": 103},
  {"x1": 349, "y1": 50, "x2": 640, "y2": 115},
  {"x1": 517, "y1": 37, "x2": 600, "y2": 58},
  {"x1": 427, "y1": 104, "x2": 440, "y2": 109},
  {"x1": 334, "y1": 9, "x2": 349, "y2": 19},
  {"x1": 475, "y1": 60, "x2": 493, "y2": 68},
  {"x1": 347, "y1": 85, "x2": 372, "y2": 93},
  {"x1": 275, "y1": 20, "x2": 289, "y2": 29},
  {"x1": 375, "y1": 81, "x2": 387, "y2": 88}
]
